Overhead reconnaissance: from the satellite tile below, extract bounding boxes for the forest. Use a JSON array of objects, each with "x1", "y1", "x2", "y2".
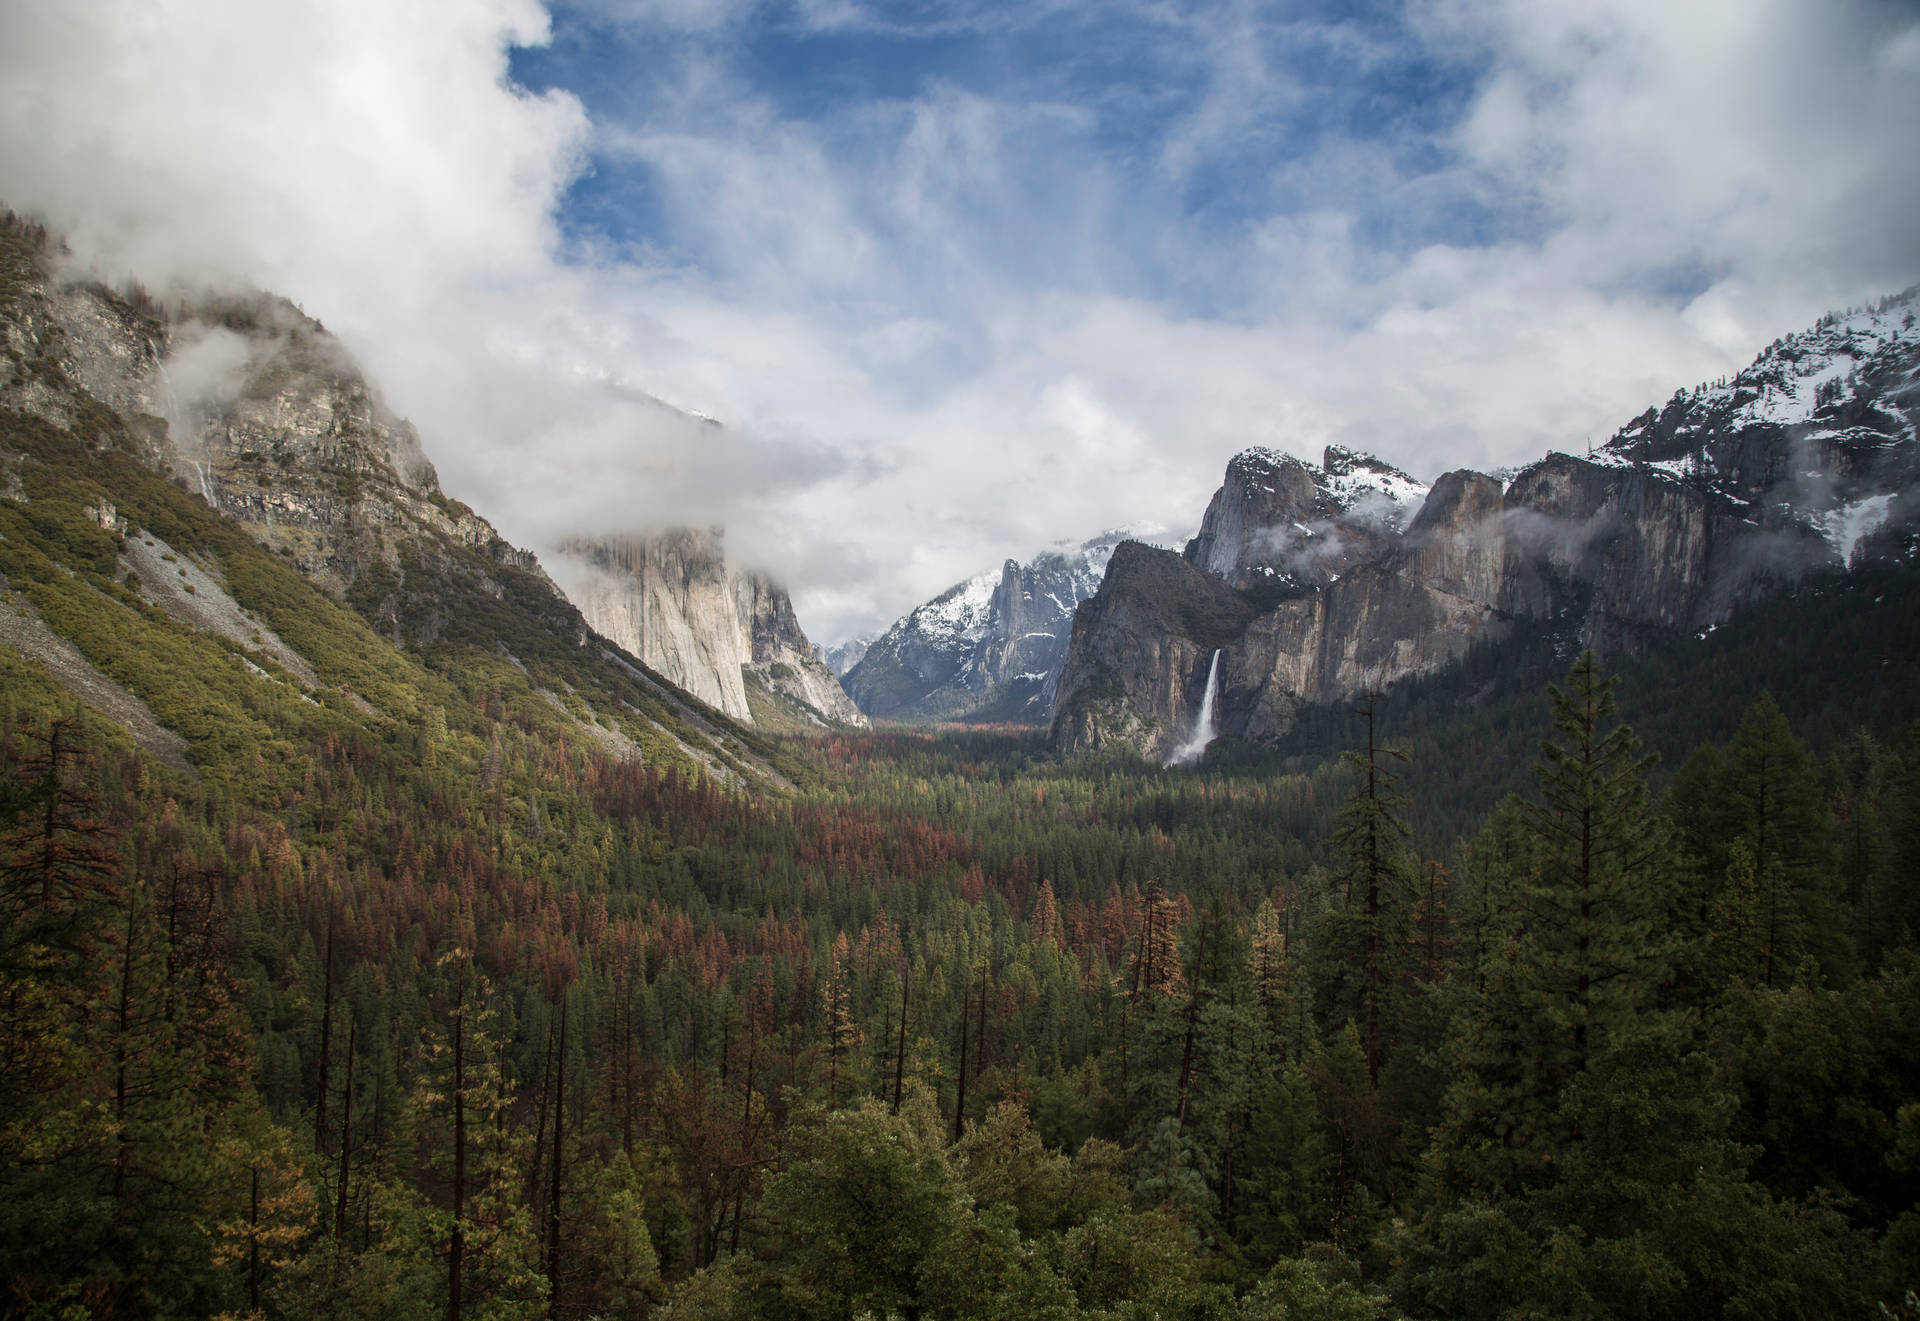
[
  {"x1": 2, "y1": 618, "x2": 1917, "y2": 1319},
  {"x1": 0, "y1": 239, "x2": 1915, "y2": 1316}
]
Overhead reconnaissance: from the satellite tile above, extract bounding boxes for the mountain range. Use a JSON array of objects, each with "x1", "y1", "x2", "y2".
[
  {"x1": 1050, "y1": 287, "x2": 1920, "y2": 762},
  {"x1": 7, "y1": 202, "x2": 1917, "y2": 777}
]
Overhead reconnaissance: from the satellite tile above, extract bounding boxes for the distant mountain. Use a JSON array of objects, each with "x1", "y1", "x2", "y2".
[
  {"x1": 843, "y1": 531, "x2": 1135, "y2": 724},
  {"x1": 824, "y1": 635, "x2": 873, "y2": 678},
  {"x1": 1053, "y1": 287, "x2": 1920, "y2": 762}
]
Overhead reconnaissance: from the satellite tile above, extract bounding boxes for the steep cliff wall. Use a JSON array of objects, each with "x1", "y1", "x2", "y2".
[
  {"x1": 1050, "y1": 541, "x2": 1257, "y2": 753},
  {"x1": 734, "y1": 570, "x2": 868, "y2": 727},
  {"x1": 551, "y1": 531, "x2": 865, "y2": 729},
  {"x1": 553, "y1": 531, "x2": 752, "y2": 719},
  {"x1": 1052, "y1": 289, "x2": 1920, "y2": 761}
]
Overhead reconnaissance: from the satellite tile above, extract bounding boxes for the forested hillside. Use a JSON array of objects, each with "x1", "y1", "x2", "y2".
[
  {"x1": 3, "y1": 213, "x2": 1918, "y2": 1321},
  {"x1": 4, "y1": 589, "x2": 1919, "y2": 1318}
]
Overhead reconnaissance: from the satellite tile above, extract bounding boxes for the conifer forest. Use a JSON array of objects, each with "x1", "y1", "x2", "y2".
[
  {"x1": 2, "y1": 203, "x2": 1919, "y2": 1321},
  {"x1": 4, "y1": 533, "x2": 1920, "y2": 1319}
]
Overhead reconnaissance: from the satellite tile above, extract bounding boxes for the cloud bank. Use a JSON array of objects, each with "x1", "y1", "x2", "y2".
[{"x1": 2, "y1": 0, "x2": 1916, "y2": 642}]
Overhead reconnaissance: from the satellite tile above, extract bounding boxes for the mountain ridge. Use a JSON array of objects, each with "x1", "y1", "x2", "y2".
[
  {"x1": 1051, "y1": 285, "x2": 1920, "y2": 763},
  {"x1": 0, "y1": 213, "x2": 817, "y2": 787},
  {"x1": 842, "y1": 530, "x2": 1137, "y2": 725}
]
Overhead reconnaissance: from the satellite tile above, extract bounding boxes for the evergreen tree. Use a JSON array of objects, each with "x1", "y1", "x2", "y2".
[
  {"x1": 1410, "y1": 655, "x2": 1866, "y2": 1320},
  {"x1": 1312, "y1": 702, "x2": 1413, "y2": 1090},
  {"x1": 1830, "y1": 729, "x2": 1897, "y2": 962},
  {"x1": 1719, "y1": 693, "x2": 1847, "y2": 986}
]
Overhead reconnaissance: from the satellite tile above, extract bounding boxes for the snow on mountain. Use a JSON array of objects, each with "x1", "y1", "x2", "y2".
[
  {"x1": 841, "y1": 530, "x2": 1136, "y2": 724},
  {"x1": 1054, "y1": 284, "x2": 1920, "y2": 763},
  {"x1": 1184, "y1": 445, "x2": 1430, "y2": 590},
  {"x1": 1592, "y1": 285, "x2": 1920, "y2": 557},
  {"x1": 824, "y1": 635, "x2": 875, "y2": 677}
]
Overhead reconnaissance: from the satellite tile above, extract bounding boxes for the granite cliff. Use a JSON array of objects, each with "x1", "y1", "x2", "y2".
[
  {"x1": 1053, "y1": 289, "x2": 1920, "y2": 761},
  {"x1": 549, "y1": 530, "x2": 866, "y2": 729}
]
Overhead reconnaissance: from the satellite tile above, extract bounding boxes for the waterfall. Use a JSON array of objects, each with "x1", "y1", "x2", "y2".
[
  {"x1": 1165, "y1": 649, "x2": 1223, "y2": 767},
  {"x1": 150, "y1": 338, "x2": 219, "y2": 510}
]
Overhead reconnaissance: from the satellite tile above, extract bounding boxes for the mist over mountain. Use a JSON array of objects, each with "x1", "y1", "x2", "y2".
[
  {"x1": 0, "y1": 214, "x2": 856, "y2": 768},
  {"x1": 549, "y1": 530, "x2": 865, "y2": 730},
  {"x1": 5, "y1": 0, "x2": 1920, "y2": 1312}
]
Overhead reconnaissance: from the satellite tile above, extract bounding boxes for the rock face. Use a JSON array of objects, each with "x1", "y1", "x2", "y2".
[
  {"x1": 550, "y1": 530, "x2": 865, "y2": 729},
  {"x1": 1053, "y1": 288, "x2": 1920, "y2": 761},
  {"x1": 734, "y1": 572, "x2": 867, "y2": 727},
  {"x1": 552, "y1": 531, "x2": 752, "y2": 718},
  {"x1": 1048, "y1": 541, "x2": 1258, "y2": 754},
  {"x1": 0, "y1": 260, "x2": 568, "y2": 650},
  {"x1": 0, "y1": 220, "x2": 858, "y2": 734},
  {"x1": 844, "y1": 531, "x2": 1128, "y2": 724},
  {"x1": 1185, "y1": 445, "x2": 1428, "y2": 589}
]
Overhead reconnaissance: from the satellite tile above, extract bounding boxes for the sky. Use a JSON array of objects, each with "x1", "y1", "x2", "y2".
[{"x1": 2, "y1": 0, "x2": 1919, "y2": 643}]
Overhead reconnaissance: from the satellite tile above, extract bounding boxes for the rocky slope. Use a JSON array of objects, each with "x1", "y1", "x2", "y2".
[
  {"x1": 0, "y1": 214, "x2": 815, "y2": 784},
  {"x1": 548, "y1": 531, "x2": 866, "y2": 729},
  {"x1": 1053, "y1": 288, "x2": 1920, "y2": 762},
  {"x1": 2, "y1": 247, "x2": 580, "y2": 649},
  {"x1": 843, "y1": 531, "x2": 1129, "y2": 724}
]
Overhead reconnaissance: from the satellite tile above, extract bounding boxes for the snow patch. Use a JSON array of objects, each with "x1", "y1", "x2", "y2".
[{"x1": 1818, "y1": 493, "x2": 1896, "y2": 565}]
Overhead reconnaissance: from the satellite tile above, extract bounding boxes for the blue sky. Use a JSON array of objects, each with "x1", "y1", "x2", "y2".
[
  {"x1": 507, "y1": 0, "x2": 1529, "y2": 336},
  {"x1": 511, "y1": 0, "x2": 1504, "y2": 316},
  {"x1": 4, "y1": 0, "x2": 1919, "y2": 640}
]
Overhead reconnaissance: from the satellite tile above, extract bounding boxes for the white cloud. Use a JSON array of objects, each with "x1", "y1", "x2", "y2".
[{"x1": 1, "y1": 0, "x2": 1915, "y2": 647}]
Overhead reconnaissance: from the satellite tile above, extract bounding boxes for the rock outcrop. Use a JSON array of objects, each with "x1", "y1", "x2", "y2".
[
  {"x1": 1053, "y1": 288, "x2": 1920, "y2": 761},
  {"x1": 734, "y1": 571, "x2": 868, "y2": 727},
  {"x1": 1185, "y1": 445, "x2": 1427, "y2": 589},
  {"x1": 844, "y1": 531, "x2": 1127, "y2": 724}
]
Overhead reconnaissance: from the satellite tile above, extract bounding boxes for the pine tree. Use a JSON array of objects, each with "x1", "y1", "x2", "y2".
[
  {"x1": 1409, "y1": 654, "x2": 1862, "y2": 1319},
  {"x1": 415, "y1": 949, "x2": 538, "y2": 1320},
  {"x1": 1419, "y1": 653, "x2": 1675, "y2": 1265},
  {"x1": 1312, "y1": 700, "x2": 1412, "y2": 1089},
  {"x1": 1516, "y1": 650, "x2": 1672, "y2": 1081},
  {"x1": 1719, "y1": 693, "x2": 1846, "y2": 986}
]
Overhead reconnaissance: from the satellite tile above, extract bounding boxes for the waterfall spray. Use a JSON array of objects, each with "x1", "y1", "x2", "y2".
[
  {"x1": 1166, "y1": 649, "x2": 1223, "y2": 767},
  {"x1": 150, "y1": 339, "x2": 219, "y2": 510}
]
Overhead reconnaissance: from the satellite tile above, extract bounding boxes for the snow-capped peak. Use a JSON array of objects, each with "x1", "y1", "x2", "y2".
[
  {"x1": 1601, "y1": 285, "x2": 1920, "y2": 471},
  {"x1": 1321, "y1": 445, "x2": 1429, "y2": 514}
]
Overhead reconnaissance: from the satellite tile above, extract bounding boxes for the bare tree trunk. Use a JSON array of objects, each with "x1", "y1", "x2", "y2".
[
  {"x1": 891, "y1": 963, "x2": 909, "y2": 1116},
  {"x1": 248, "y1": 1165, "x2": 260, "y2": 1313},
  {"x1": 448, "y1": 970, "x2": 466, "y2": 1321},
  {"x1": 953, "y1": 976, "x2": 971, "y2": 1141},
  {"x1": 548, "y1": 992, "x2": 567, "y2": 1318},
  {"x1": 317, "y1": 909, "x2": 335, "y2": 1154},
  {"x1": 335, "y1": 1013, "x2": 357, "y2": 1240}
]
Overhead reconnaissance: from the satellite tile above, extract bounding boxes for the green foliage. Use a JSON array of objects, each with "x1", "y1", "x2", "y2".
[
  {"x1": 2, "y1": 331, "x2": 1916, "y2": 1318},
  {"x1": 756, "y1": 1096, "x2": 962, "y2": 1321}
]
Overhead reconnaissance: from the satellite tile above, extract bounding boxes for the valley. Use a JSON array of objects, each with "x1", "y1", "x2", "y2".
[{"x1": 2, "y1": 210, "x2": 1918, "y2": 1320}]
